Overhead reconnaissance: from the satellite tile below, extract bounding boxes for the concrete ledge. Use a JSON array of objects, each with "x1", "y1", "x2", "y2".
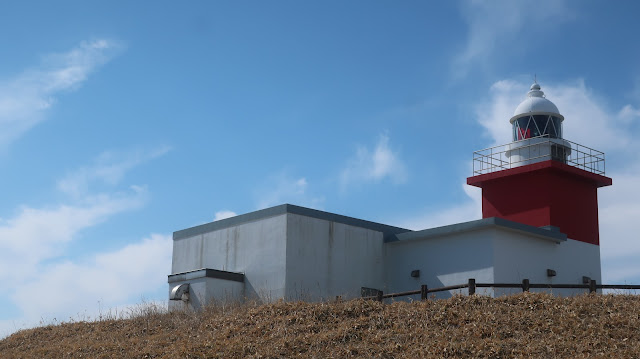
[
  {"x1": 173, "y1": 203, "x2": 411, "y2": 241},
  {"x1": 390, "y1": 217, "x2": 567, "y2": 244},
  {"x1": 168, "y1": 268, "x2": 245, "y2": 283},
  {"x1": 467, "y1": 160, "x2": 612, "y2": 188}
]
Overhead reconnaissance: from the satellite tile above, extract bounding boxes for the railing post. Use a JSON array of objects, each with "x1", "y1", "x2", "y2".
[
  {"x1": 421, "y1": 284, "x2": 428, "y2": 301},
  {"x1": 589, "y1": 279, "x2": 597, "y2": 293},
  {"x1": 522, "y1": 279, "x2": 530, "y2": 292},
  {"x1": 376, "y1": 290, "x2": 383, "y2": 302},
  {"x1": 468, "y1": 278, "x2": 476, "y2": 295}
]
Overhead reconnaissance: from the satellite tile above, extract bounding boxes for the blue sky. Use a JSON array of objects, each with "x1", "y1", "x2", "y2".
[{"x1": 2, "y1": 1, "x2": 640, "y2": 335}]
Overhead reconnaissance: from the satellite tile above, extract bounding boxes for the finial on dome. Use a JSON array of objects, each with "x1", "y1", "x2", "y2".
[
  {"x1": 511, "y1": 78, "x2": 561, "y2": 120},
  {"x1": 528, "y1": 80, "x2": 544, "y2": 98}
]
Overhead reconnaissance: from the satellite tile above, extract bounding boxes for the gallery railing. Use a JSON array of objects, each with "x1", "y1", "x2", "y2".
[{"x1": 472, "y1": 135, "x2": 606, "y2": 176}]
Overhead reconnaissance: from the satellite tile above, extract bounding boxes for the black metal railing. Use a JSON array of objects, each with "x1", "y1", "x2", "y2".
[{"x1": 362, "y1": 279, "x2": 640, "y2": 301}]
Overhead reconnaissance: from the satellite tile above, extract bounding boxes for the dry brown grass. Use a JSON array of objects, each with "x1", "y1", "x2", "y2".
[{"x1": 1, "y1": 293, "x2": 640, "y2": 358}]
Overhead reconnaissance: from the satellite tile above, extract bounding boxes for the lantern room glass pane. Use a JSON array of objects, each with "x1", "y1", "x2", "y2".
[{"x1": 512, "y1": 115, "x2": 562, "y2": 141}]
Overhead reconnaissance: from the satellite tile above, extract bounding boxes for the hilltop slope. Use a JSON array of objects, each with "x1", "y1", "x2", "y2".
[{"x1": 1, "y1": 293, "x2": 639, "y2": 358}]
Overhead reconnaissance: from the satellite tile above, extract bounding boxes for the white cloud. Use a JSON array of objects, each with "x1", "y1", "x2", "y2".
[
  {"x1": 256, "y1": 173, "x2": 324, "y2": 210},
  {"x1": 57, "y1": 146, "x2": 171, "y2": 197},
  {"x1": 599, "y1": 168, "x2": 640, "y2": 283},
  {"x1": 0, "y1": 146, "x2": 171, "y2": 279},
  {"x1": 454, "y1": 0, "x2": 571, "y2": 78},
  {"x1": 474, "y1": 79, "x2": 525, "y2": 145},
  {"x1": 0, "y1": 187, "x2": 147, "y2": 285},
  {"x1": 10, "y1": 233, "x2": 172, "y2": 321},
  {"x1": 214, "y1": 210, "x2": 237, "y2": 221},
  {"x1": 340, "y1": 134, "x2": 407, "y2": 190},
  {"x1": 617, "y1": 104, "x2": 640, "y2": 124},
  {"x1": 0, "y1": 39, "x2": 120, "y2": 147},
  {"x1": 0, "y1": 142, "x2": 171, "y2": 336},
  {"x1": 0, "y1": 186, "x2": 153, "y2": 338},
  {"x1": 397, "y1": 183, "x2": 481, "y2": 230},
  {"x1": 549, "y1": 81, "x2": 634, "y2": 151}
]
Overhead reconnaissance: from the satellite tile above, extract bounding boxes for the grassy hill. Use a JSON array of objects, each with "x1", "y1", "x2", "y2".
[{"x1": 1, "y1": 293, "x2": 639, "y2": 358}]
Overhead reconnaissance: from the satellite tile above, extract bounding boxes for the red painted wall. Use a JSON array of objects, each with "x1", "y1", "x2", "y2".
[{"x1": 468, "y1": 161, "x2": 612, "y2": 245}]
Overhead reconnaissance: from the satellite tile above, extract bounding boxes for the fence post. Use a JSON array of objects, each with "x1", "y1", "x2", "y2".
[
  {"x1": 376, "y1": 290, "x2": 383, "y2": 302},
  {"x1": 468, "y1": 278, "x2": 476, "y2": 295},
  {"x1": 421, "y1": 284, "x2": 428, "y2": 301},
  {"x1": 522, "y1": 279, "x2": 530, "y2": 292},
  {"x1": 589, "y1": 279, "x2": 597, "y2": 293}
]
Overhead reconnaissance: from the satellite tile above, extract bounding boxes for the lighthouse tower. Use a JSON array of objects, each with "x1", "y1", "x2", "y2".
[{"x1": 467, "y1": 82, "x2": 612, "y2": 246}]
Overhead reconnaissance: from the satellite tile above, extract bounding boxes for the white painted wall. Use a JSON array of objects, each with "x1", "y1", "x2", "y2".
[
  {"x1": 384, "y1": 226, "x2": 601, "y2": 298},
  {"x1": 384, "y1": 228, "x2": 497, "y2": 299},
  {"x1": 171, "y1": 214, "x2": 288, "y2": 302},
  {"x1": 493, "y1": 232, "x2": 601, "y2": 295},
  {"x1": 168, "y1": 277, "x2": 244, "y2": 311},
  {"x1": 170, "y1": 209, "x2": 602, "y2": 307},
  {"x1": 284, "y1": 213, "x2": 385, "y2": 301}
]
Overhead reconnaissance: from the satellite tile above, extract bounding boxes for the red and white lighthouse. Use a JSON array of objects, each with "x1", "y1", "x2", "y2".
[{"x1": 467, "y1": 82, "x2": 612, "y2": 246}]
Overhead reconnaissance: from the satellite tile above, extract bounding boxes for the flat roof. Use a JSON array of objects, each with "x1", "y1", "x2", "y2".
[
  {"x1": 390, "y1": 217, "x2": 567, "y2": 244},
  {"x1": 173, "y1": 204, "x2": 411, "y2": 241}
]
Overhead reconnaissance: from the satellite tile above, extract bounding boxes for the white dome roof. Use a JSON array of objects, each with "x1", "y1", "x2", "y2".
[{"x1": 512, "y1": 83, "x2": 561, "y2": 117}]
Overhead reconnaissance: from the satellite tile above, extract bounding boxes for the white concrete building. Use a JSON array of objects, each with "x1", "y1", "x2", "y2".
[{"x1": 168, "y1": 82, "x2": 611, "y2": 308}]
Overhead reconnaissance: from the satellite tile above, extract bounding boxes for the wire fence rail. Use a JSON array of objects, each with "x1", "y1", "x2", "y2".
[{"x1": 361, "y1": 279, "x2": 640, "y2": 301}]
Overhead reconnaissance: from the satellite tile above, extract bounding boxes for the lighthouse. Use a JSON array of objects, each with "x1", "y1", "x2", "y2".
[
  {"x1": 467, "y1": 82, "x2": 612, "y2": 246},
  {"x1": 169, "y1": 80, "x2": 609, "y2": 308}
]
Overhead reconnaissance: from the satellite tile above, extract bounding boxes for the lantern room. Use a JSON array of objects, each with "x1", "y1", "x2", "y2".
[{"x1": 510, "y1": 82, "x2": 564, "y2": 140}]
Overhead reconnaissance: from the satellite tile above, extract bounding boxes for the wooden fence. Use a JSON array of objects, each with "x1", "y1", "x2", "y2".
[{"x1": 362, "y1": 279, "x2": 640, "y2": 301}]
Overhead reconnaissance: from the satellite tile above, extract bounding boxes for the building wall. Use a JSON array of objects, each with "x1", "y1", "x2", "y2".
[
  {"x1": 493, "y1": 232, "x2": 601, "y2": 295},
  {"x1": 284, "y1": 213, "x2": 385, "y2": 301},
  {"x1": 168, "y1": 277, "x2": 245, "y2": 311},
  {"x1": 384, "y1": 229, "x2": 497, "y2": 299},
  {"x1": 169, "y1": 206, "x2": 602, "y2": 307},
  {"x1": 171, "y1": 214, "x2": 288, "y2": 302},
  {"x1": 383, "y1": 225, "x2": 600, "y2": 298}
]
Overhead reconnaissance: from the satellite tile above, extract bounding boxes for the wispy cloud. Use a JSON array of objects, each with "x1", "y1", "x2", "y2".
[
  {"x1": 0, "y1": 147, "x2": 165, "y2": 288},
  {"x1": 473, "y1": 79, "x2": 525, "y2": 145},
  {"x1": 0, "y1": 39, "x2": 120, "y2": 147},
  {"x1": 454, "y1": 0, "x2": 571, "y2": 79},
  {"x1": 57, "y1": 146, "x2": 171, "y2": 197},
  {"x1": 549, "y1": 81, "x2": 635, "y2": 151},
  {"x1": 9, "y1": 233, "x2": 171, "y2": 321},
  {"x1": 617, "y1": 105, "x2": 640, "y2": 124},
  {"x1": 0, "y1": 187, "x2": 147, "y2": 278},
  {"x1": 397, "y1": 183, "x2": 481, "y2": 230},
  {"x1": 214, "y1": 210, "x2": 237, "y2": 221},
  {"x1": 340, "y1": 133, "x2": 407, "y2": 190},
  {"x1": 0, "y1": 184, "x2": 151, "y2": 337},
  {"x1": 0, "y1": 144, "x2": 169, "y2": 336},
  {"x1": 256, "y1": 172, "x2": 324, "y2": 210}
]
